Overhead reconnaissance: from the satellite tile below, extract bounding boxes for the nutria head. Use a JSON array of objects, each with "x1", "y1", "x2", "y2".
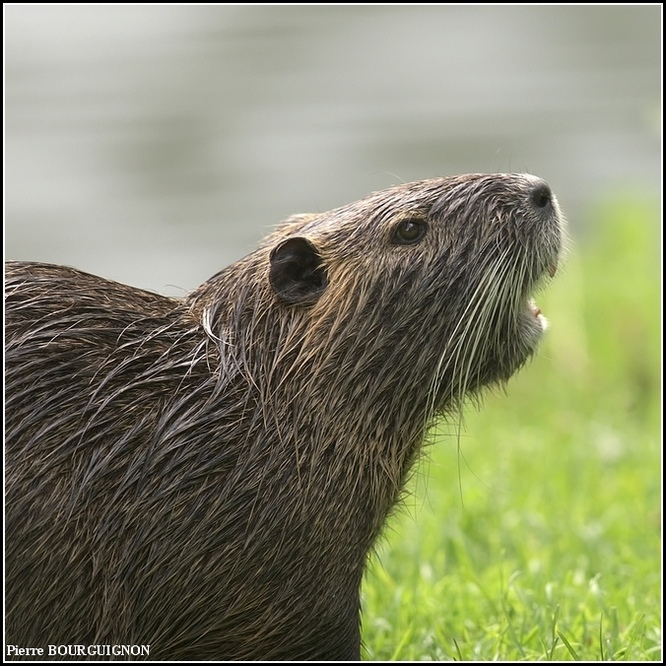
[
  {"x1": 5, "y1": 173, "x2": 563, "y2": 660},
  {"x1": 190, "y1": 172, "x2": 562, "y2": 459}
]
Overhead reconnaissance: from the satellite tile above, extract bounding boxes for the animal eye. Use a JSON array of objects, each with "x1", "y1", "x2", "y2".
[{"x1": 392, "y1": 218, "x2": 427, "y2": 245}]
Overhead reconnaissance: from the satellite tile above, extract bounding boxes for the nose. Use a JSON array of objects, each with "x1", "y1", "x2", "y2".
[{"x1": 527, "y1": 178, "x2": 553, "y2": 213}]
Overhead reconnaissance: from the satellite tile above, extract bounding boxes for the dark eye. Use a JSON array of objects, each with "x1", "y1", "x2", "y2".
[{"x1": 392, "y1": 218, "x2": 427, "y2": 245}]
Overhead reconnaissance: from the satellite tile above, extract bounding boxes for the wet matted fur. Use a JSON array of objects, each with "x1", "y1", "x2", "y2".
[{"x1": 5, "y1": 173, "x2": 564, "y2": 660}]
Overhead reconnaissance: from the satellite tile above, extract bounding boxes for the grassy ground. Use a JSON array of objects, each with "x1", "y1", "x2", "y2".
[{"x1": 361, "y1": 193, "x2": 662, "y2": 661}]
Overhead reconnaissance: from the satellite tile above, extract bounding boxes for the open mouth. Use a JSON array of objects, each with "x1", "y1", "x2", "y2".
[{"x1": 527, "y1": 259, "x2": 558, "y2": 331}]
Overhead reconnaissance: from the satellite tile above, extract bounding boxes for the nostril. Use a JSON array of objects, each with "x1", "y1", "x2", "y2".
[{"x1": 529, "y1": 180, "x2": 552, "y2": 210}]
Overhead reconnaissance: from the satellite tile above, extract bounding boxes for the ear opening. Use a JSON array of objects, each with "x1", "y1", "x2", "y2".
[{"x1": 269, "y1": 237, "x2": 328, "y2": 305}]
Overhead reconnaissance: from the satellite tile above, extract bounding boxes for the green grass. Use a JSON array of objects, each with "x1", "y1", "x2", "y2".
[{"x1": 361, "y1": 193, "x2": 662, "y2": 661}]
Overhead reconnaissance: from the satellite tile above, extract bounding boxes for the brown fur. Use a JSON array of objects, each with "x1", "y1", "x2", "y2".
[{"x1": 5, "y1": 173, "x2": 563, "y2": 660}]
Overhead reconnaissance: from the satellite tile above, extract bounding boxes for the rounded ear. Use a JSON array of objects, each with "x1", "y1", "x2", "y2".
[{"x1": 269, "y1": 237, "x2": 328, "y2": 305}]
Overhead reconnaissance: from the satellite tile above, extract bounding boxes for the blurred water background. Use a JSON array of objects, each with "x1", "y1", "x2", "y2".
[{"x1": 5, "y1": 5, "x2": 661, "y2": 294}]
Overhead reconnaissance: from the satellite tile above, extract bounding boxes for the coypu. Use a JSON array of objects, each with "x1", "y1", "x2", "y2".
[{"x1": 5, "y1": 173, "x2": 564, "y2": 661}]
